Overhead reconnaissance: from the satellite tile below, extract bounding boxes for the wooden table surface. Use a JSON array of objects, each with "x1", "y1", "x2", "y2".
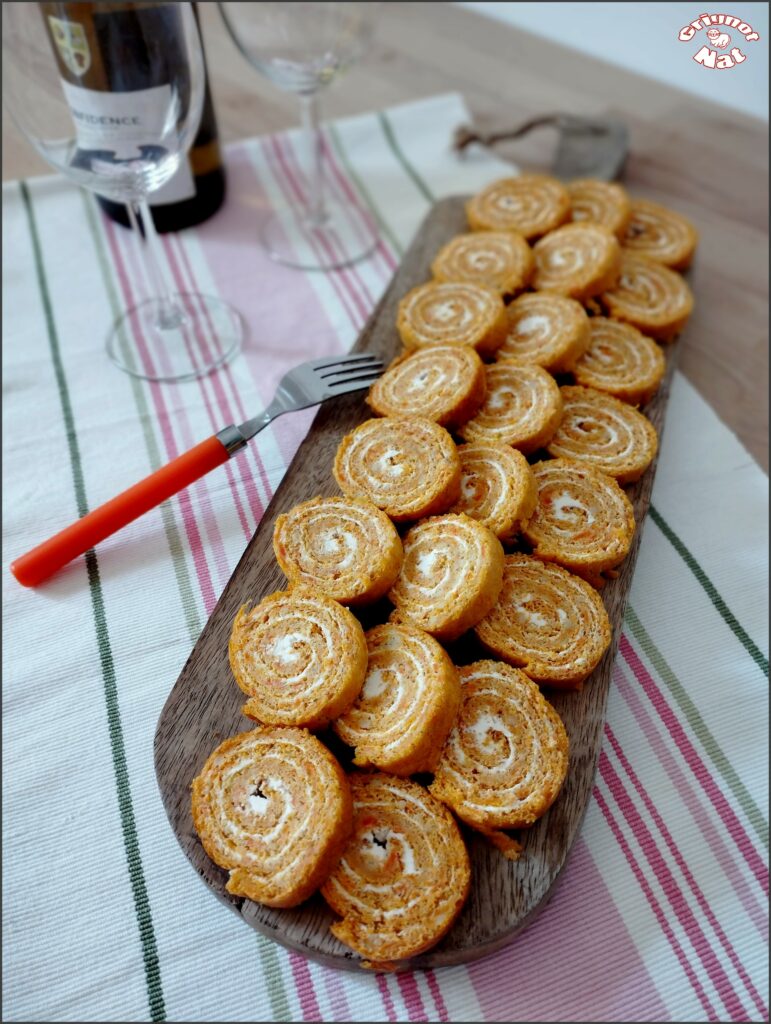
[{"x1": 4, "y1": 2, "x2": 768, "y2": 470}]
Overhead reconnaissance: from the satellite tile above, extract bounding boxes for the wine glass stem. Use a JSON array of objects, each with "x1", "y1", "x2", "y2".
[
  {"x1": 299, "y1": 92, "x2": 326, "y2": 227},
  {"x1": 130, "y1": 197, "x2": 185, "y2": 330}
]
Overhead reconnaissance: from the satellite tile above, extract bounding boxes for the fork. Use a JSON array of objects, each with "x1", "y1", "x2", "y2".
[{"x1": 11, "y1": 353, "x2": 384, "y2": 587}]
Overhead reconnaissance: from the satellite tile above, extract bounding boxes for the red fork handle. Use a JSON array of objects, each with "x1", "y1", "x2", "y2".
[{"x1": 11, "y1": 435, "x2": 231, "y2": 587}]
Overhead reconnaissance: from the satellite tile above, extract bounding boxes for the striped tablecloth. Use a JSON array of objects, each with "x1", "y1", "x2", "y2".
[{"x1": 3, "y1": 93, "x2": 768, "y2": 1024}]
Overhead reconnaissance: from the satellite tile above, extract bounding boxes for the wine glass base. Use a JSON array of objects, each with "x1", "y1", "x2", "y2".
[
  {"x1": 106, "y1": 293, "x2": 244, "y2": 383},
  {"x1": 260, "y1": 198, "x2": 379, "y2": 271}
]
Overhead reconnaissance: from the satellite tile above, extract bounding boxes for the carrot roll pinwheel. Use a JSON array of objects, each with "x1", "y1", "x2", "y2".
[
  {"x1": 495, "y1": 292, "x2": 591, "y2": 372},
  {"x1": 397, "y1": 281, "x2": 507, "y2": 357},
  {"x1": 475, "y1": 554, "x2": 611, "y2": 688},
  {"x1": 334, "y1": 624, "x2": 461, "y2": 776},
  {"x1": 192, "y1": 726, "x2": 353, "y2": 908},
  {"x1": 430, "y1": 661, "x2": 569, "y2": 858},
  {"x1": 532, "y1": 223, "x2": 622, "y2": 301},
  {"x1": 622, "y1": 198, "x2": 698, "y2": 271},
  {"x1": 430, "y1": 230, "x2": 534, "y2": 297},
  {"x1": 273, "y1": 496, "x2": 402, "y2": 605},
  {"x1": 523, "y1": 457, "x2": 636, "y2": 586},
  {"x1": 599, "y1": 252, "x2": 694, "y2": 342},
  {"x1": 366, "y1": 345, "x2": 486, "y2": 428},
  {"x1": 333, "y1": 417, "x2": 461, "y2": 522},
  {"x1": 450, "y1": 441, "x2": 537, "y2": 542},
  {"x1": 466, "y1": 174, "x2": 571, "y2": 240},
  {"x1": 566, "y1": 178, "x2": 632, "y2": 239},
  {"x1": 389, "y1": 513, "x2": 504, "y2": 642},
  {"x1": 546, "y1": 385, "x2": 658, "y2": 483},
  {"x1": 572, "y1": 317, "x2": 666, "y2": 406},
  {"x1": 458, "y1": 362, "x2": 563, "y2": 455},
  {"x1": 229, "y1": 587, "x2": 367, "y2": 729},
  {"x1": 321, "y1": 774, "x2": 470, "y2": 966}
]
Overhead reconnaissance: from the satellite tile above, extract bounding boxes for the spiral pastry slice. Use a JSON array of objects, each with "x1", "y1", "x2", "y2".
[
  {"x1": 430, "y1": 661, "x2": 569, "y2": 856},
  {"x1": 566, "y1": 178, "x2": 632, "y2": 239},
  {"x1": 622, "y1": 198, "x2": 698, "y2": 271},
  {"x1": 458, "y1": 362, "x2": 563, "y2": 455},
  {"x1": 523, "y1": 458, "x2": 636, "y2": 586},
  {"x1": 366, "y1": 345, "x2": 486, "y2": 428},
  {"x1": 230, "y1": 587, "x2": 368, "y2": 729},
  {"x1": 321, "y1": 774, "x2": 471, "y2": 966},
  {"x1": 431, "y1": 231, "x2": 534, "y2": 297},
  {"x1": 466, "y1": 174, "x2": 571, "y2": 240},
  {"x1": 496, "y1": 292, "x2": 590, "y2": 372},
  {"x1": 389, "y1": 513, "x2": 504, "y2": 642},
  {"x1": 334, "y1": 624, "x2": 461, "y2": 776},
  {"x1": 532, "y1": 223, "x2": 621, "y2": 301},
  {"x1": 546, "y1": 385, "x2": 658, "y2": 484},
  {"x1": 397, "y1": 281, "x2": 508, "y2": 357},
  {"x1": 475, "y1": 554, "x2": 611, "y2": 688},
  {"x1": 273, "y1": 496, "x2": 402, "y2": 605},
  {"x1": 333, "y1": 417, "x2": 460, "y2": 522},
  {"x1": 572, "y1": 317, "x2": 666, "y2": 406},
  {"x1": 451, "y1": 442, "x2": 537, "y2": 541},
  {"x1": 599, "y1": 253, "x2": 694, "y2": 342},
  {"x1": 192, "y1": 726, "x2": 353, "y2": 908}
]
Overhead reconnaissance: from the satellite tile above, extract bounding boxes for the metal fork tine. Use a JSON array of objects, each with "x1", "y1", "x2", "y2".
[
  {"x1": 320, "y1": 361, "x2": 383, "y2": 381},
  {"x1": 326, "y1": 370, "x2": 383, "y2": 388},
  {"x1": 311, "y1": 354, "x2": 382, "y2": 372}
]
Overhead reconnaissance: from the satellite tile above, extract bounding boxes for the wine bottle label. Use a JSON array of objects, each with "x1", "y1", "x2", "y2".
[{"x1": 60, "y1": 79, "x2": 196, "y2": 204}]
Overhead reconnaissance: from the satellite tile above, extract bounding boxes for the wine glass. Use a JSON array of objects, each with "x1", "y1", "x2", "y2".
[
  {"x1": 219, "y1": 1, "x2": 380, "y2": 271},
  {"x1": 2, "y1": 1, "x2": 243, "y2": 383}
]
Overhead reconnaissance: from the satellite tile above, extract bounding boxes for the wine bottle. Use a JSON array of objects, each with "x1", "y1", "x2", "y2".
[{"x1": 41, "y1": 1, "x2": 225, "y2": 232}]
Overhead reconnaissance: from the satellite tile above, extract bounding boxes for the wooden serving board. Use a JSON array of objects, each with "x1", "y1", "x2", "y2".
[{"x1": 155, "y1": 196, "x2": 679, "y2": 972}]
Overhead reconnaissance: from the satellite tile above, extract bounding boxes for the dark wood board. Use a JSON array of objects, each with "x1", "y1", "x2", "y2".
[{"x1": 154, "y1": 196, "x2": 679, "y2": 972}]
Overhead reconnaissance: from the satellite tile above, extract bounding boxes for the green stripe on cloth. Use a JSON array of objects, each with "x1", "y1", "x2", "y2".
[
  {"x1": 21, "y1": 181, "x2": 167, "y2": 1023},
  {"x1": 328, "y1": 124, "x2": 403, "y2": 255},
  {"x1": 81, "y1": 192, "x2": 202, "y2": 647},
  {"x1": 378, "y1": 111, "x2": 435, "y2": 203},
  {"x1": 625, "y1": 603, "x2": 769, "y2": 850},
  {"x1": 650, "y1": 505, "x2": 768, "y2": 678},
  {"x1": 83, "y1": 192, "x2": 295, "y2": 1016}
]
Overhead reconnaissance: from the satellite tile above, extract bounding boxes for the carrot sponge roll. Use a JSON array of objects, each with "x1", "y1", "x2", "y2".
[
  {"x1": 466, "y1": 174, "x2": 571, "y2": 240},
  {"x1": 566, "y1": 178, "x2": 632, "y2": 239},
  {"x1": 599, "y1": 252, "x2": 694, "y2": 342},
  {"x1": 458, "y1": 362, "x2": 563, "y2": 455},
  {"x1": 366, "y1": 345, "x2": 486, "y2": 429},
  {"x1": 389, "y1": 513, "x2": 504, "y2": 642},
  {"x1": 334, "y1": 623, "x2": 461, "y2": 776},
  {"x1": 397, "y1": 281, "x2": 508, "y2": 357},
  {"x1": 192, "y1": 726, "x2": 353, "y2": 908},
  {"x1": 333, "y1": 417, "x2": 461, "y2": 522},
  {"x1": 431, "y1": 230, "x2": 534, "y2": 297},
  {"x1": 273, "y1": 496, "x2": 402, "y2": 605},
  {"x1": 572, "y1": 316, "x2": 666, "y2": 406},
  {"x1": 496, "y1": 292, "x2": 591, "y2": 373},
  {"x1": 230, "y1": 587, "x2": 367, "y2": 729},
  {"x1": 523, "y1": 457, "x2": 636, "y2": 587},
  {"x1": 532, "y1": 222, "x2": 621, "y2": 302},
  {"x1": 450, "y1": 441, "x2": 537, "y2": 542},
  {"x1": 622, "y1": 198, "x2": 698, "y2": 271},
  {"x1": 321, "y1": 773, "x2": 471, "y2": 966},
  {"x1": 430, "y1": 661, "x2": 569, "y2": 859},
  {"x1": 475, "y1": 554, "x2": 611, "y2": 688}
]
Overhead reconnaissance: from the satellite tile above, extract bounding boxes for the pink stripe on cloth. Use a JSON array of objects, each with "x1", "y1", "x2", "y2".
[
  {"x1": 600, "y1": 750, "x2": 751, "y2": 1021},
  {"x1": 322, "y1": 970, "x2": 351, "y2": 1022},
  {"x1": 594, "y1": 787, "x2": 719, "y2": 1020},
  {"x1": 468, "y1": 838, "x2": 669, "y2": 1022},
  {"x1": 425, "y1": 970, "x2": 449, "y2": 1022},
  {"x1": 605, "y1": 722, "x2": 767, "y2": 1020},
  {"x1": 290, "y1": 956, "x2": 322, "y2": 1022},
  {"x1": 616, "y1": 667, "x2": 768, "y2": 942},
  {"x1": 377, "y1": 975, "x2": 397, "y2": 1021},
  {"x1": 620, "y1": 637, "x2": 768, "y2": 895},
  {"x1": 396, "y1": 972, "x2": 429, "y2": 1021}
]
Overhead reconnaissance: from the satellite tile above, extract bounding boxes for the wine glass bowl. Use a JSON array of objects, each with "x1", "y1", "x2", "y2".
[
  {"x1": 219, "y1": 1, "x2": 381, "y2": 271},
  {"x1": 2, "y1": 1, "x2": 242, "y2": 382}
]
